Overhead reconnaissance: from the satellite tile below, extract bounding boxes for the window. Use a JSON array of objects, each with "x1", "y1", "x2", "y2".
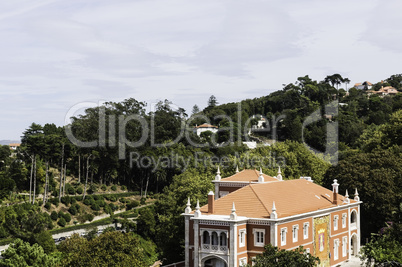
[
  {"x1": 334, "y1": 215, "x2": 339, "y2": 231},
  {"x1": 306, "y1": 248, "x2": 310, "y2": 254},
  {"x1": 253, "y1": 229, "x2": 265, "y2": 247},
  {"x1": 211, "y1": 232, "x2": 219, "y2": 246},
  {"x1": 239, "y1": 229, "x2": 246, "y2": 247},
  {"x1": 342, "y1": 236, "x2": 347, "y2": 257},
  {"x1": 203, "y1": 231, "x2": 210, "y2": 245},
  {"x1": 220, "y1": 232, "x2": 227, "y2": 247},
  {"x1": 350, "y1": 210, "x2": 357, "y2": 228},
  {"x1": 303, "y1": 222, "x2": 309, "y2": 239},
  {"x1": 239, "y1": 257, "x2": 247, "y2": 266},
  {"x1": 342, "y1": 213, "x2": 347, "y2": 228},
  {"x1": 334, "y1": 239, "x2": 339, "y2": 260},
  {"x1": 280, "y1": 227, "x2": 287, "y2": 246},
  {"x1": 251, "y1": 257, "x2": 256, "y2": 266},
  {"x1": 292, "y1": 225, "x2": 299, "y2": 243}
]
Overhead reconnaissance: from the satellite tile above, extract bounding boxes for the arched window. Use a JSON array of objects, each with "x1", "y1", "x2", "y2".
[
  {"x1": 211, "y1": 232, "x2": 219, "y2": 245},
  {"x1": 220, "y1": 232, "x2": 227, "y2": 246},
  {"x1": 351, "y1": 210, "x2": 357, "y2": 224},
  {"x1": 203, "y1": 231, "x2": 210, "y2": 244}
]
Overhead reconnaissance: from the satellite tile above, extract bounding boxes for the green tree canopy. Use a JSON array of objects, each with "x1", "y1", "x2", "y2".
[
  {"x1": 58, "y1": 231, "x2": 155, "y2": 266},
  {"x1": 0, "y1": 239, "x2": 61, "y2": 267},
  {"x1": 251, "y1": 244, "x2": 320, "y2": 267}
]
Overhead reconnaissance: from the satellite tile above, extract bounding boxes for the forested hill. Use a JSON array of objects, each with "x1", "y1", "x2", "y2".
[
  {"x1": 199, "y1": 73, "x2": 402, "y2": 151},
  {"x1": 0, "y1": 73, "x2": 401, "y2": 264}
]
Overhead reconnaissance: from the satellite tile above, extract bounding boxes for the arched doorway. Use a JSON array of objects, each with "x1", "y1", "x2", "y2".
[
  {"x1": 203, "y1": 256, "x2": 227, "y2": 267},
  {"x1": 350, "y1": 234, "x2": 358, "y2": 256}
]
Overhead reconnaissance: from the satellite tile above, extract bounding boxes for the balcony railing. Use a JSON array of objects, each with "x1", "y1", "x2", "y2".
[{"x1": 201, "y1": 244, "x2": 228, "y2": 254}]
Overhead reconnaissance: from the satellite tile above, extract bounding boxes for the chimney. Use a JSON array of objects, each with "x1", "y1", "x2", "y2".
[
  {"x1": 208, "y1": 191, "x2": 214, "y2": 214},
  {"x1": 332, "y1": 179, "x2": 339, "y2": 205}
]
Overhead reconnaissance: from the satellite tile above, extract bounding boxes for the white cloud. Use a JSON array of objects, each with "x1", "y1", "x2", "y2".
[{"x1": 0, "y1": 0, "x2": 401, "y2": 140}]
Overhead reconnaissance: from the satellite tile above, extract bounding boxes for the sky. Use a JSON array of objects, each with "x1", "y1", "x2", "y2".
[{"x1": 0, "y1": 0, "x2": 401, "y2": 140}]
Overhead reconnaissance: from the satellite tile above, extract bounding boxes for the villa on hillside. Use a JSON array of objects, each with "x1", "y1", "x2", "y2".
[
  {"x1": 354, "y1": 81, "x2": 373, "y2": 90},
  {"x1": 167, "y1": 168, "x2": 362, "y2": 267},
  {"x1": 367, "y1": 86, "x2": 398, "y2": 97},
  {"x1": 8, "y1": 143, "x2": 20, "y2": 150},
  {"x1": 193, "y1": 124, "x2": 219, "y2": 137}
]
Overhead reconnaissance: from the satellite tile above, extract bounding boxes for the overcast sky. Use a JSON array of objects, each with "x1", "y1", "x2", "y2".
[{"x1": 0, "y1": 0, "x2": 401, "y2": 140}]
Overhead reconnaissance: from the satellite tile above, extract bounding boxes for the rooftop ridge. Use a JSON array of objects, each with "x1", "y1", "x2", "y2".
[{"x1": 249, "y1": 184, "x2": 270, "y2": 216}]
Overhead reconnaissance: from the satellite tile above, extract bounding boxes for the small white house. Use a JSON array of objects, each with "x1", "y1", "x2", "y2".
[{"x1": 193, "y1": 124, "x2": 218, "y2": 137}]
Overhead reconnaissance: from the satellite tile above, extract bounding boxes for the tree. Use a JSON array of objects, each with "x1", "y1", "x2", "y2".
[
  {"x1": 360, "y1": 221, "x2": 402, "y2": 266},
  {"x1": 323, "y1": 149, "x2": 402, "y2": 239},
  {"x1": 0, "y1": 238, "x2": 61, "y2": 267},
  {"x1": 386, "y1": 73, "x2": 402, "y2": 90},
  {"x1": 251, "y1": 244, "x2": 320, "y2": 266},
  {"x1": 153, "y1": 167, "x2": 215, "y2": 264},
  {"x1": 136, "y1": 207, "x2": 156, "y2": 240},
  {"x1": 207, "y1": 95, "x2": 218, "y2": 108},
  {"x1": 58, "y1": 232, "x2": 155, "y2": 266},
  {"x1": 192, "y1": 104, "x2": 200, "y2": 115}
]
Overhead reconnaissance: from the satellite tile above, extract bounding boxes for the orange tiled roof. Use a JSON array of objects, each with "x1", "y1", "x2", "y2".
[
  {"x1": 9, "y1": 143, "x2": 20, "y2": 147},
  {"x1": 195, "y1": 124, "x2": 218, "y2": 129},
  {"x1": 200, "y1": 179, "x2": 355, "y2": 218},
  {"x1": 220, "y1": 169, "x2": 278, "y2": 182}
]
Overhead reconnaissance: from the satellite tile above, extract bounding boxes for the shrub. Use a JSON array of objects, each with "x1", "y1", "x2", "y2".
[
  {"x1": 76, "y1": 187, "x2": 83, "y2": 194},
  {"x1": 73, "y1": 195, "x2": 83, "y2": 201},
  {"x1": 67, "y1": 185, "x2": 76, "y2": 195},
  {"x1": 111, "y1": 185, "x2": 117, "y2": 191},
  {"x1": 50, "y1": 211, "x2": 58, "y2": 221},
  {"x1": 58, "y1": 211, "x2": 64, "y2": 218},
  {"x1": 74, "y1": 203, "x2": 81, "y2": 212},
  {"x1": 61, "y1": 196, "x2": 71, "y2": 206},
  {"x1": 93, "y1": 195, "x2": 102, "y2": 201},
  {"x1": 91, "y1": 203, "x2": 100, "y2": 211},
  {"x1": 68, "y1": 205, "x2": 77, "y2": 215},
  {"x1": 104, "y1": 205, "x2": 112, "y2": 214},
  {"x1": 83, "y1": 198, "x2": 92, "y2": 206},
  {"x1": 58, "y1": 217, "x2": 66, "y2": 227},
  {"x1": 121, "y1": 185, "x2": 127, "y2": 191},
  {"x1": 140, "y1": 197, "x2": 146, "y2": 205},
  {"x1": 44, "y1": 202, "x2": 51, "y2": 210},
  {"x1": 108, "y1": 203, "x2": 116, "y2": 211},
  {"x1": 96, "y1": 200, "x2": 106, "y2": 207},
  {"x1": 87, "y1": 184, "x2": 97, "y2": 194},
  {"x1": 119, "y1": 198, "x2": 127, "y2": 203},
  {"x1": 87, "y1": 213, "x2": 94, "y2": 221},
  {"x1": 108, "y1": 196, "x2": 117, "y2": 202},
  {"x1": 50, "y1": 197, "x2": 59, "y2": 206},
  {"x1": 71, "y1": 197, "x2": 76, "y2": 204},
  {"x1": 52, "y1": 190, "x2": 58, "y2": 197},
  {"x1": 126, "y1": 200, "x2": 140, "y2": 210},
  {"x1": 101, "y1": 184, "x2": 107, "y2": 191},
  {"x1": 63, "y1": 213, "x2": 71, "y2": 223}
]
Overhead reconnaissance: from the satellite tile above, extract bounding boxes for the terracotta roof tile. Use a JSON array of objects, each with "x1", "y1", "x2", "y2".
[
  {"x1": 200, "y1": 179, "x2": 355, "y2": 218},
  {"x1": 195, "y1": 124, "x2": 218, "y2": 129}
]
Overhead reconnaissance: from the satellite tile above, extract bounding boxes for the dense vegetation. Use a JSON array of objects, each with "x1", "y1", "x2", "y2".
[{"x1": 0, "y1": 73, "x2": 401, "y2": 265}]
